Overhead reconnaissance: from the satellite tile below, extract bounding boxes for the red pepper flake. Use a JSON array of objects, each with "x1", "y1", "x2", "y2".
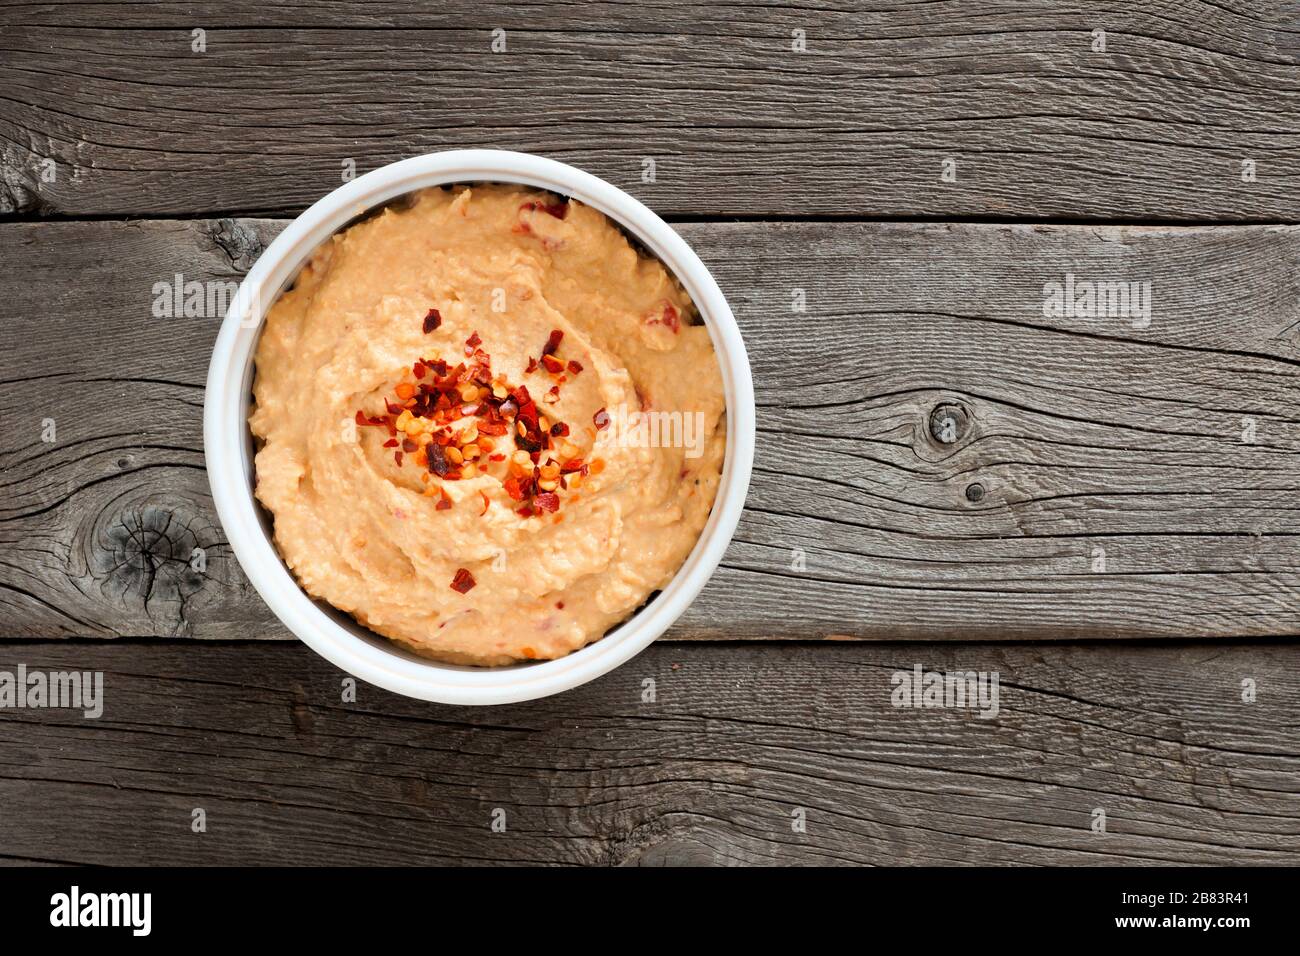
[
  {"x1": 479, "y1": 491, "x2": 490, "y2": 516},
  {"x1": 464, "y1": 331, "x2": 481, "y2": 355},
  {"x1": 436, "y1": 489, "x2": 452, "y2": 511},
  {"x1": 556, "y1": 601, "x2": 565, "y2": 610},
  {"x1": 427, "y1": 443, "x2": 449, "y2": 477},
  {"x1": 662, "y1": 303, "x2": 680, "y2": 333},
  {"x1": 503, "y1": 475, "x2": 529, "y2": 501},
  {"x1": 520, "y1": 200, "x2": 569, "y2": 220},
  {"x1": 450, "y1": 568, "x2": 475, "y2": 593},
  {"x1": 382, "y1": 438, "x2": 399, "y2": 448},
  {"x1": 385, "y1": 399, "x2": 403, "y2": 415},
  {"x1": 489, "y1": 453, "x2": 506, "y2": 462},
  {"x1": 525, "y1": 356, "x2": 539, "y2": 374},
  {"x1": 561, "y1": 458, "x2": 585, "y2": 473},
  {"x1": 567, "y1": 360, "x2": 583, "y2": 375},
  {"x1": 540, "y1": 354, "x2": 564, "y2": 374},
  {"x1": 394, "y1": 451, "x2": 404, "y2": 466},
  {"x1": 513, "y1": 392, "x2": 543, "y2": 452},
  {"x1": 534, "y1": 491, "x2": 560, "y2": 513},
  {"x1": 593, "y1": 407, "x2": 610, "y2": 430},
  {"x1": 550, "y1": 422, "x2": 570, "y2": 437},
  {"x1": 401, "y1": 438, "x2": 417, "y2": 453},
  {"x1": 516, "y1": 505, "x2": 535, "y2": 518},
  {"x1": 542, "y1": 329, "x2": 564, "y2": 356},
  {"x1": 423, "y1": 308, "x2": 442, "y2": 334},
  {"x1": 413, "y1": 361, "x2": 427, "y2": 378}
]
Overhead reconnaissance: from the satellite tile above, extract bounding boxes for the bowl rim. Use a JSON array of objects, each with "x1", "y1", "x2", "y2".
[{"x1": 203, "y1": 149, "x2": 754, "y2": 705}]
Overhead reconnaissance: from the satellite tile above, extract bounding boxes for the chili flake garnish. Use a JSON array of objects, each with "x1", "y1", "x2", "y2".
[
  {"x1": 567, "y1": 360, "x2": 583, "y2": 375},
  {"x1": 520, "y1": 200, "x2": 569, "y2": 220},
  {"x1": 593, "y1": 407, "x2": 610, "y2": 430},
  {"x1": 661, "y1": 303, "x2": 680, "y2": 333},
  {"x1": 450, "y1": 568, "x2": 476, "y2": 593},
  {"x1": 427, "y1": 443, "x2": 449, "y2": 477},
  {"x1": 423, "y1": 308, "x2": 443, "y2": 334},
  {"x1": 357, "y1": 323, "x2": 595, "y2": 521}
]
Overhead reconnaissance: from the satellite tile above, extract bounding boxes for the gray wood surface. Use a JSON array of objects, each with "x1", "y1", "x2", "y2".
[
  {"x1": 3, "y1": 218, "x2": 1299, "y2": 642},
  {"x1": 1, "y1": 640, "x2": 1295, "y2": 865},
  {"x1": 0, "y1": 0, "x2": 1297, "y2": 869},
  {"x1": 1, "y1": 1, "x2": 1298, "y2": 220}
]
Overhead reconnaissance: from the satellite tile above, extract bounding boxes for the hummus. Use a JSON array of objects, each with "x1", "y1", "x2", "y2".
[{"x1": 250, "y1": 185, "x2": 726, "y2": 665}]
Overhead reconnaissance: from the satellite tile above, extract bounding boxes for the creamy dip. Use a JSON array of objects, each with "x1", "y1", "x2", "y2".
[{"x1": 250, "y1": 185, "x2": 725, "y2": 665}]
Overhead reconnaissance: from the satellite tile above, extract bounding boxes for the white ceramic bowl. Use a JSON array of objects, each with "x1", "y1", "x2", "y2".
[{"x1": 204, "y1": 149, "x2": 754, "y2": 705}]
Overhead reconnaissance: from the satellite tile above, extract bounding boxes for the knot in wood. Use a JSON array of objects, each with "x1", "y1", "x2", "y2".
[
  {"x1": 209, "y1": 218, "x2": 265, "y2": 272},
  {"x1": 929, "y1": 403, "x2": 969, "y2": 445},
  {"x1": 91, "y1": 504, "x2": 207, "y2": 610}
]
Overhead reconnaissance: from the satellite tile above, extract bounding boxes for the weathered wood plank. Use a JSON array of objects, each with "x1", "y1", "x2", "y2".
[
  {"x1": 0, "y1": 640, "x2": 1294, "y2": 865},
  {"x1": 1, "y1": 1, "x2": 1298, "y2": 220},
  {"x1": 1, "y1": 217, "x2": 1298, "y2": 641}
]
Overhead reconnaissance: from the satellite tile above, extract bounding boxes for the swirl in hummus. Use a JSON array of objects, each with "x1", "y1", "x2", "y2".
[{"x1": 250, "y1": 185, "x2": 726, "y2": 665}]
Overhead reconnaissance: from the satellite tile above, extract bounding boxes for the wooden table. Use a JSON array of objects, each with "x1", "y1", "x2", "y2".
[{"x1": 1, "y1": 1, "x2": 1298, "y2": 865}]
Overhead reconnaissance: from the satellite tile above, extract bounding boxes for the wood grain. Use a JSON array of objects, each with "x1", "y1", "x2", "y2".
[
  {"x1": 0, "y1": 640, "x2": 1294, "y2": 865},
  {"x1": 1, "y1": 1, "x2": 1298, "y2": 220},
  {"x1": 1, "y1": 217, "x2": 1297, "y2": 642}
]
